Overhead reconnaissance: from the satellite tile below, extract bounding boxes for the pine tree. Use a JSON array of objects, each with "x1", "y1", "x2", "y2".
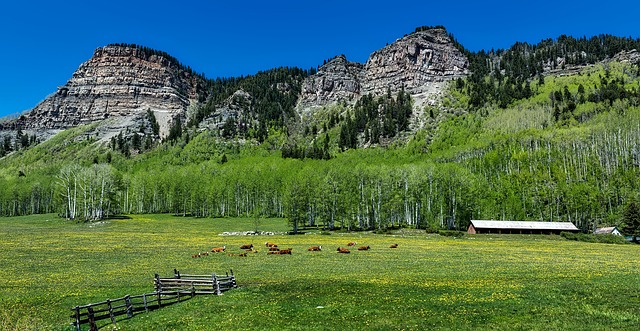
[
  {"x1": 131, "y1": 133, "x2": 141, "y2": 151},
  {"x1": 623, "y1": 199, "x2": 640, "y2": 241},
  {"x1": 168, "y1": 117, "x2": 183, "y2": 141}
]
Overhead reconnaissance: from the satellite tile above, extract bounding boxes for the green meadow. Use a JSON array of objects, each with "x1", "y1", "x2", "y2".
[{"x1": 1, "y1": 214, "x2": 638, "y2": 331}]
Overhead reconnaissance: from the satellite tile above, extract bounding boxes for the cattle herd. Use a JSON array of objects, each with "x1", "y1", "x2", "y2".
[{"x1": 191, "y1": 241, "x2": 399, "y2": 258}]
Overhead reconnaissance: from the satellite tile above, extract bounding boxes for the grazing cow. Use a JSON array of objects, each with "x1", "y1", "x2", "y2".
[
  {"x1": 211, "y1": 245, "x2": 226, "y2": 253},
  {"x1": 201, "y1": 252, "x2": 209, "y2": 256},
  {"x1": 240, "y1": 244, "x2": 253, "y2": 249},
  {"x1": 347, "y1": 242, "x2": 357, "y2": 246},
  {"x1": 337, "y1": 247, "x2": 351, "y2": 254},
  {"x1": 279, "y1": 248, "x2": 292, "y2": 255},
  {"x1": 389, "y1": 244, "x2": 398, "y2": 248},
  {"x1": 358, "y1": 246, "x2": 370, "y2": 251},
  {"x1": 268, "y1": 247, "x2": 280, "y2": 252},
  {"x1": 192, "y1": 253, "x2": 201, "y2": 258},
  {"x1": 308, "y1": 245, "x2": 322, "y2": 251},
  {"x1": 265, "y1": 242, "x2": 277, "y2": 248}
]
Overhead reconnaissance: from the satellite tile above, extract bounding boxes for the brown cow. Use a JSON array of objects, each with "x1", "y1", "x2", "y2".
[
  {"x1": 238, "y1": 252, "x2": 247, "y2": 257},
  {"x1": 357, "y1": 246, "x2": 370, "y2": 251},
  {"x1": 240, "y1": 244, "x2": 253, "y2": 249},
  {"x1": 389, "y1": 244, "x2": 398, "y2": 248},
  {"x1": 192, "y1": 253, "x2": 201, "y2": 258},
  {"x1": 337, "y1": 247, "x2": 351, "y2": 254},
  {"x1": 265, "y1": 242, "x2": 277, "y2": 248},
  {"x1": 308, "y1": 245, "x2": 322, "y2": 251},
  {"x1": 211, "y1": 245, "x2": 226, "y2": 253},
  {"x1": 347, "y1": 242, "x2": 357, "y2": 246},
  {"x1": 279, "y1": 248, "x2": 292, "y2": 255},
  {"x1": 201, "y1": 252, "x2": 209, "y2": 256}
]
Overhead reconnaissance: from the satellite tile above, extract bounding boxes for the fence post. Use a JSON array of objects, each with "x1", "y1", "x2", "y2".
[
  {"x1": 87, "y1": 306, "x2": 98, "y2": 331},
  {"x1": 155, "y1": 273, "x2": 162, "y2": 308},
  {"x1": 72, "y1": 306, "x2": 81, "y2": 331},
  {"x1": 230, "y1": 269, "x2": 237, "y2": 288},
  {"x1": 143, "y1": 293, "x2": 149, "y2": 312},
  {"x1": 212, "y1": 273, "x2": 221, "y2": 295},
  {"x1": 174, "y1": 268, "x2": 180, "y2": 279},
  {"x1": 154, "y1": 273, "x2": 161, "y2": 292},
  {"x1": 125, "y1": 295, "x2": 133, "y2": 318},
  {"x1": 107, "y1": 299, "x2": 115, "y2": 324}
]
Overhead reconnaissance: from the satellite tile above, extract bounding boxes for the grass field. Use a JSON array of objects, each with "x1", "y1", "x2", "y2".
[{"x1": 0, "y1": 214, "x2": 638, "y2": 331}]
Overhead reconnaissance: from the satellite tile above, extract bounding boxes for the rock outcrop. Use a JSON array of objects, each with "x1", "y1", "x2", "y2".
[
  {"x1": 198, "y1": 89, "x2": 254, "y2": 132},
  {"x1": 299, "y1": 55, "x2": 365, "y2": 108},
  {"x1": 298, "y1": 28, "x2": 469, "y2": 111},
  {"x1": 0, "y1": 45, "x2": 204, "y2": 140},
  {"x1": 362, "y1": 28, "x2": 469, "y2": 95}
]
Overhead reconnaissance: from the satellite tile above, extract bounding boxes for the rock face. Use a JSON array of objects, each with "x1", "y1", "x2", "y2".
[
  {"x1": 298, "y1": 28, "x2": 469, "y2": 111},
  {"x1": 299, "y1": 28, "x2": 469, "y2": 108},
  {"x1": 198, "y1": 89, "x2": 254, "y2": 132},
  {"x1": 299, "y1": 55, "x2": 365, "y2": 108},
  {"x1": 362, "y1": 28, "x2": 468, "y2": 95},
  {"x1": 0, "y1": 45, "x2": 203, "y2": 139}
]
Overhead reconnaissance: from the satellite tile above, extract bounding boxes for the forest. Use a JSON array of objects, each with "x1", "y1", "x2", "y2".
[{"x1": 1, "y1": 33, "x2": 640, "y2": 238}]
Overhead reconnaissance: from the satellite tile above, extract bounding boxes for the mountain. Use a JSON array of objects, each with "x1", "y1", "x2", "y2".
[
  {"x1": 0, "y1": 44, "x2": 208, "y2": 142},
  {"x1": 0, "y1": 27, "x2": 469, "y2": 146},
  {"x1": 298, "y1": 27, "x2": 468, "y2": 111},
  {"x1": 2, "y1": 27, "x2": 640, "y2": 236}
]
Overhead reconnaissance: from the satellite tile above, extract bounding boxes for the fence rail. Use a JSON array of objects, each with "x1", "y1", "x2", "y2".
[
  {"x1": 155, "y1": 269, "x2": 237, "y2": 295},
  {"x1": 70, "y1": 269, "x2": 236, "y2": 331}
]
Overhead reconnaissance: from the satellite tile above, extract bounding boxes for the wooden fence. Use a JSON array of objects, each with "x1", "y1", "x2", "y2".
[{"x1": 70, "y1": 269, "x2": 236, "y2": 331}]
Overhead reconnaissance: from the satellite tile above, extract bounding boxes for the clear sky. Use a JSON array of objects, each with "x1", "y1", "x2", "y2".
[{"x1": 1, "y1": 0, "x2": 638, "y2": 119}]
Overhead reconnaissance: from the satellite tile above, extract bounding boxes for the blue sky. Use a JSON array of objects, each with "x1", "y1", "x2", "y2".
[{"x1": 1, "y1": 0, "x2": 638, "y2": 118}]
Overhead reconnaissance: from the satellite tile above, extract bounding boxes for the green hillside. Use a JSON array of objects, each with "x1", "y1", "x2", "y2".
[{"x1": 1, "y1": 33, "x2": 640, "y2": 237}]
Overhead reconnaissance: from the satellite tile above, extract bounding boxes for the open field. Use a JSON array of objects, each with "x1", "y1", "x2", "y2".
[{"x1": 0, "y1": 214, "x2": 638, "y2": 330}]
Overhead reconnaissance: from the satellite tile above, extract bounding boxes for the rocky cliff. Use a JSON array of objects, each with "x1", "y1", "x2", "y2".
[
  {"x1": 0, "y1": 45, "x2": 204, "y2": 140},
  {"x1": 1, "y1": 28, "x2": 468, "y2": 144},
  {"x1": 298, "y1": 28, "x2": 469, "y2": 111},
  {"x1": 299, "y1": 55, "x2": 365, "y2": 108}
]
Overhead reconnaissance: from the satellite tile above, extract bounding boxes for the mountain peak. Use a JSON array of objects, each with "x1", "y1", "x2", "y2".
[
  {"x1": 298, "y1": 26, "x2": 469, "y2": 111},
  {"x1": 1, "y1": 44, "x2": 205, "y2": 141}
]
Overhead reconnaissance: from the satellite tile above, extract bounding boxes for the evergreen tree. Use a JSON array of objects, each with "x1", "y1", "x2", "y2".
[
  {"x1": 131, "y1": 133, "x2": 141, "y2": 151},
  {"x1": 147, "y1": 109, "x2": 160, "y2": 136},
  {"x1": 623, "y1": 199, "x2": 640, "y2": 241},
  {"x1": 168, "y1": 117, "x2": 183, "y2": 142}
]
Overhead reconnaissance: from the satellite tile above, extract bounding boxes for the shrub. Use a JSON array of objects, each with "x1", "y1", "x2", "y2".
[
  {"x1": 438, "y1": 230, "x2": 466, "y2": 237},
  {"x1": 560, "y1": 232, "x2": 629, "y2": 244},
  {"x1": 425, "y1": 226, "x2": 440, "y2": 234}
]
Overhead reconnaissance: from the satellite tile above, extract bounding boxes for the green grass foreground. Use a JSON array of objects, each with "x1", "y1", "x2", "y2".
[{"x1": 0, "y1": 215, "x2": 638, "y2": 330}]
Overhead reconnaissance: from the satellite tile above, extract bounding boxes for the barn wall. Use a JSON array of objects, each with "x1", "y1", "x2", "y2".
[{"x1": 467, "y1": 224, "x2": 477, "y2": 234}]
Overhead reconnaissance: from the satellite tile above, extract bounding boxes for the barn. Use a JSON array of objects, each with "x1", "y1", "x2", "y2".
[
  {"x1": 468, "y1": 220, "x2": 580, "y2": 235},
  {"x1": 594, "y1": 227, "x2": 623, "y2": 236}
]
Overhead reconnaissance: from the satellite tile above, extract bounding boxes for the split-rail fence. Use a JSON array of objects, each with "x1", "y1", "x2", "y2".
[{"x1": 70, "y1": 269, "x2": 236, "y2": 331}]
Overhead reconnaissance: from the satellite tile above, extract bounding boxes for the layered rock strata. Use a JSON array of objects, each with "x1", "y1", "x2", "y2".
[
  {"x1": 1, "y1": 45, "x2": 202, "y2": 138},
  {"x1": 298, "y1": 28, "x2": 469, "y2": 110}
]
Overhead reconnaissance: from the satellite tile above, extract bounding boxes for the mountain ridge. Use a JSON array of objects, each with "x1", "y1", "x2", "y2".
[
  {"x1": 0, "y1": 27, "x2": 469, "y2": 146},
  {"x1": 1, "y1": 27, "x2": 639, "y2": 153}
]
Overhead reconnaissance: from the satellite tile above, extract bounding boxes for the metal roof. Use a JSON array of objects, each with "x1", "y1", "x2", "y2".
[
  {"x1": 594, "y1": 227, "x2": 619, "y2": 234},
  {"x1": 470, "y1": 220, "x2": 579, "y2": 231}
]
